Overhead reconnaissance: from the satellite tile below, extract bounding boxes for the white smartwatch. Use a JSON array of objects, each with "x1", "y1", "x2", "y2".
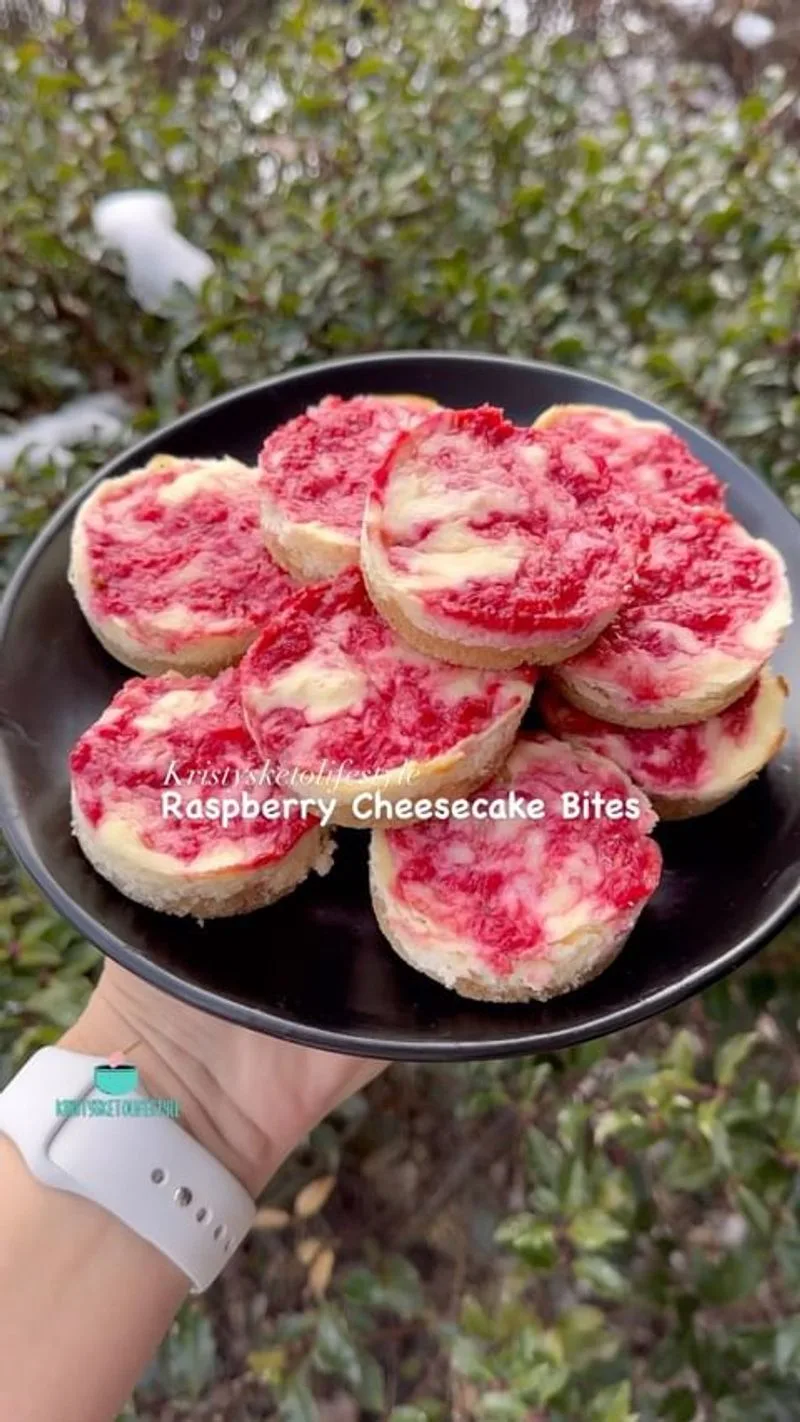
[{"x1": 0, "y1": 1046, "x2": 255, "y2": 1293}]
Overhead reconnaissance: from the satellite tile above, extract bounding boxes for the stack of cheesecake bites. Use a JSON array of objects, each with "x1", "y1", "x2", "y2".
[{"x1": 67, "y1": 395, "x2": 791, "y2": 1002}]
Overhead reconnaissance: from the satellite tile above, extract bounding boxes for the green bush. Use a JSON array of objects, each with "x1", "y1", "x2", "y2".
[{"x1": 1, "y1": 3, "x2": 799, "y2": 1418}]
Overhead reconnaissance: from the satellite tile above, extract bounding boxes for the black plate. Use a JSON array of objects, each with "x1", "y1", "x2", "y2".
[{"x1": 1, "y1": 353, "x2": 799, "y2": 1060}]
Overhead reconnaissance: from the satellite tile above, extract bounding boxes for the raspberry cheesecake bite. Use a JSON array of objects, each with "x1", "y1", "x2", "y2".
[
  {"x1": 534, "y1": 403, "x2": 725, "y2": 508},
  {"x1": 361, "y1": 405, "x2": 642, "y2": 670},
  {"x1": 539, "y1": 672, "x2": 787, "y2": 819},
  {"x1": 70, "y1": 668, "x2": 333, "y2": 917},
  {"x1": 69, "y1": 454, "x2": 297, "y2": 676},
  {"x1": 370, "y1": 734, "x2": 662, "y2": 1002},
  {"x1": 555, "y1": 502, "x2": 791, "y2": 727},
  {"x1": 258, "y1": 393, "x2": 438, "y2": 581},
  {"x1": 239, "y1": 568, "x2": 535, "y2": 826}
]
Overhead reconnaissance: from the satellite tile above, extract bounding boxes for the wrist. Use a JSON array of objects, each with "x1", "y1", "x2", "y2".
[{"x1": 61, "y1": 995, "x2": 273, "y2": 1198}]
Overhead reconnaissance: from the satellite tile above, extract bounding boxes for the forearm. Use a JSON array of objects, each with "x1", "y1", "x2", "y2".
[
  {"x1": 0, "y1": 963, "x2": 381, "y2": 1422},
  {"x1": 0, "y1": 1135, "x2": 188, "y2": 1422},
  {"x1": 0, "y1": 1008, "x2": 268, "y2": 1422}
]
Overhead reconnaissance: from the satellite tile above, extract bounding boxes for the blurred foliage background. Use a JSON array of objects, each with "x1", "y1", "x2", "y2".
[{"x1": 1, "y1": 1, "x2": 800, "y2": 1418}]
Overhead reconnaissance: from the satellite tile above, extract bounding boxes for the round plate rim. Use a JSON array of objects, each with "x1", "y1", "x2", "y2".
[{"x1": 1, "y1": 350, "x2": 799, "y2": 1061}]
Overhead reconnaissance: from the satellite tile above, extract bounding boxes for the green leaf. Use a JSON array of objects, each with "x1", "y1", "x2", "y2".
[
  {"x1": 589, "y1": 1380, "x2": 638, "y2": 1422},
  {"x1": 659, "y1": 1388, "x2": 697, "y2": 1421},
  {"x1": 715, "y1": 1032, "x2": 759, "y2": 1087},
  {"x1": 479, "y1": 1394, "x2": 528, "y2": 1421},
  {"x1": 24, "y1": 979, "x2": 91, "y2": 1030},
  {"x1": 525, "y1": 1126, "x2": 563, "y2": 1185},
  {"x1": 312, "y1": 1307, "x2": 362, "y2": 1390},
  {"x1": 774, "y1": 1317, "x2": 800, "y2": 1376},
  {"x1": 661, "y1": 1140, "x2": 716, "y2": 1192},
  {"x1": 777, "y1": 1230, "x2": 800, "y2": 1292},
  {"x1": 341, "y1": 1256, "x2": 423, "y2": 1319},
  {"x1": 518, "y1": 1359, "x2": 570, "y2": 1404},
  {"x1": 725, "y1": 408, "x2": 775, "y2": 439},
  {"x1": 157, "y1": 1305, "x2": 216, "y2": 1401},
  {"x1": 694, "y1": 1247, "x2": 765, "y2": 1305},
  {"x1": 355, "y1": 1350, "x2": 386, "y2": 1411},
  {"x1": 279, "y1": 1375, "x2": 318, "y2": 1422},
  {"x1": 736, "y1": 1184, "x2": 771, "y2": 1237},
  {"x1": 495, "y1": 1215, "x2": 558, "y2": 1268},
  {"x1": 573, "y1": 1255, "x2": 629, "y2": 1300},
  {"x1": 578, "y1": 135, "x2": 606, "y2": 176},
  {"x1": 248, "y1": 1347, "x2": 287, "y2": 1385},
  {"x1": 739, "y1": 94, "x2": 770, "y2": 124},
  {"x1": 665, "y1": 1029, "x2": 701, "y2": 1077},
  {"x1": 568, "y1": 1208, "x2": 628, "y2": 1252}
]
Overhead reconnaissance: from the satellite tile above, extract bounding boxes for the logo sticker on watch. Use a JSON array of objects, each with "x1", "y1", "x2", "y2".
[
  {"x1": 54, "y1": 1052, "x2": 180, "y2": 1119},
  {"x1": 94, "y1": 1052, "x2": 139, "y2": 1096}
]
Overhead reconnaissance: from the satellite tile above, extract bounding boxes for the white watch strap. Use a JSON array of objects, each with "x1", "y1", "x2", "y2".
[{"x1": 0, "y1": 1047, "x2": 255, "y2": 1293}]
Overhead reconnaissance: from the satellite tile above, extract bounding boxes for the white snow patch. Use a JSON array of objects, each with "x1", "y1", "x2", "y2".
[
  {"x1": 93, "y1": 190, "x2": 215, "y2": 314},
  {"x1": 0, "y1": 394, "x2": 130, "y2": 472},
  {"x1": 732, "y1": 12, "x2": 775, "y2": 49}
]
